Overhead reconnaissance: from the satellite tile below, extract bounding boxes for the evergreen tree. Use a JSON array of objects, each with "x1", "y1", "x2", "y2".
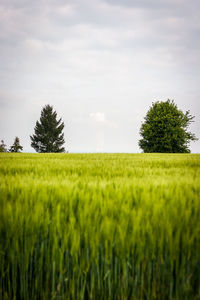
[
  {"x1": 139, "y1": 100, "x2": 197, "y2": 153},
  {"x1": 9, "y1": 137, "x2": 23, "y2": 153},
  {"x1": 30, "y1": 105, "x2": 65, "y2": 153},
  {"x1": 0, "y1": 140, "x2": 7, "y2": 152}
]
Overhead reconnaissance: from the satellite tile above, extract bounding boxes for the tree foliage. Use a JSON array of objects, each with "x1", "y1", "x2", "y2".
[
  {"x1": 139, "y1": 100, "x2": 197, "y2": 153},
  {"x1": 30, "y1": 105, "x2": 65, "y2": 153},
  {"x1": 0, "y1": 140, "x2": 7, "y2": 152},
  {"x1": 9, "y1": 137, "x2": 23, "y2": 152}
]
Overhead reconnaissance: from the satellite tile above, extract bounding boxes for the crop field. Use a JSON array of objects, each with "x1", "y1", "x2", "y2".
[{"x1": 0, "y1": 153, "x2": 200, "y2": 300}]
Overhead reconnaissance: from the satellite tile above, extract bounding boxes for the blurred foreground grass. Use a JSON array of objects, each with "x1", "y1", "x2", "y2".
[{"x1": 0, "y1": 153, "x2": 200, "y2": 299}]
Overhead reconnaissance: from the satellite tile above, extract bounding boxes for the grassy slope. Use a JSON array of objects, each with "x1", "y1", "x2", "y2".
[{"x1": 0, "y1": 153, "x2": 200, "y2": 299}]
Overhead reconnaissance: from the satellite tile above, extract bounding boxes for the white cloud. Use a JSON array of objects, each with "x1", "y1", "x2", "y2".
[
  {"x1": 24, "y1": 38, "x2": 45, "y2": 52},
  {"x1": 90, "y1": 112, "x2": 105, "y2": 123},
  {"x1": 56, "y1": 4, "x2": 75, "y2": 16},
  {"x1": 0, "y1": 0, "x2": 200, "y2": 152},
  {"x1": 90, "y1": 112, "x2": 118, "y2": 128}
]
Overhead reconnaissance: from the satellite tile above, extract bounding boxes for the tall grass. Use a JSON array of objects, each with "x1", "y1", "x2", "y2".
[{"x1": 0, "y1": 153, "x2": 200, "y2": 299}]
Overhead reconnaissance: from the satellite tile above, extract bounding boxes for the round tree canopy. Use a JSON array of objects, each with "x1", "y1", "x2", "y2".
[{"x1": 139, "y1": 100, "x2": 197, "y2": 153}]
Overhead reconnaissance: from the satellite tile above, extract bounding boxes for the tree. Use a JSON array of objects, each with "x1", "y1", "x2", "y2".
[
  {"x1": 139, "y1": 100, "x2": 197, "y2": 153},
  {"x1": 0, "y1": 140, "x2": 7, "y2": 152},
  {"x1": 30, "y1": 105, "x2": 65, "y2": 153},
  {"x1": 9, "y1": 137, "x2": 23, "y2": 152}
]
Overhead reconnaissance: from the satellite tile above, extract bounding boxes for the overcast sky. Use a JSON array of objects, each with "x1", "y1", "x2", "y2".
[{"x1": 0, "y1": 0, "x2": 200, "y2": 153}]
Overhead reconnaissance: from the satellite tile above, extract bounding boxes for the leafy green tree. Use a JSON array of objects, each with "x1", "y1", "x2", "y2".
[
  {"x1": 0, "y1": 140, "x2": 7, "y2": 152},
  {"x1": 9, "y1": 137, "x2": 23, "y2": 152},
  {"x1": 30, "y1": 105, "x2": 65, "y2": 153},
  {"x1": 139, "y1": 100, "x2": 197, "y2": 153}
]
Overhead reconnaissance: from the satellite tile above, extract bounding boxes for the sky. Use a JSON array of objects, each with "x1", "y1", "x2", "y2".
[{"x1": 0, "y1": 0, "x2": 200, "y2": 153}]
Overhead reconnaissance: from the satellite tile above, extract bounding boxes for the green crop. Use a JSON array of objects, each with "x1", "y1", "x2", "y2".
[{"x1": 0, "y1": 153, "x2": 200, "y2": 299}]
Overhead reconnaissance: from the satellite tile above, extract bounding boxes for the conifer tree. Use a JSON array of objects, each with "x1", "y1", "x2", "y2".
[
  {"x1": 9, "y1": 137, "x2": 23, "y2": 153},
  {"x1": 30, "y1": 105, "x2": 65, "y2": 153},
  {"x1": 0, "y1": 140, "x2": 7, "y2": 152}
]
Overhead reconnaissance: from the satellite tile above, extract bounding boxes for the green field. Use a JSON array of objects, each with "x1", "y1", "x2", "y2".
[{"x1": 0, "y1": 153, "x2": 200, "y2": 299}]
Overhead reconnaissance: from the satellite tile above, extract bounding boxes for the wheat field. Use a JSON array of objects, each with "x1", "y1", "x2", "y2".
[{"x1": 0, "y1": 153, "x2": 200, "y2": 299}]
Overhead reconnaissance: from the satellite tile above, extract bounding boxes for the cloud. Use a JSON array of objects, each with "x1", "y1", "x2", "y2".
[
  {"x1": 90, "y1": 112, "x2": 105, "y2": 123},
  {"x1": 90, "y1": 112, "x2": 118, "y2": 128},
  {"x1": 0, "y1": 0, "x2": 199, "y2": 152},
  {"x1": 24, "y1": 38, "x2": 45, "y2": 52}
]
